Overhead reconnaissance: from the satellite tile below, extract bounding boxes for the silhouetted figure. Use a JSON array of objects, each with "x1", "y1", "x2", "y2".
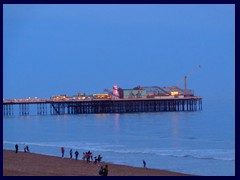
[
  {"x1": 75, "y1": 150, "x2": 79, "y2": 160},
  {"x1": 15, "y1": 144, "x2": 18, "y2": 153},
  {"x1": 97, "y1": 154, "x2": 102, "y2": 162},
  {"x1": 87, "y1": 151, "x2": 91, "y2": 163},
  {"x1": 69, "y1": 149, "x2": 72, "y2": 159},
  {"x1": 91, "y1": 152, "x2": 93, "y2": 161},
  {"x1": 61, "y1": 147, "x2": 65, "y2": 158},
  {"x1": 143, "y1": 160, "x2": 146, "y2": 168},
  {"x1": 26, "y1": 145, "x2": 30, "y2": 152},
  {"x1": 99, "y1": 166, "x2": 104, "y2": 176},
  {"x1": 94, "y1": 156, "x2": 97, "y2": 164},
  {"x1": 82, "y1": 152, "x2": 86, "y2": 161},
  {"x1": 24, "y1": 144, "x2": 27, "y2": 152},
  {"x1": 102, "y1": 164, "x2": 108, "y2": 176}
]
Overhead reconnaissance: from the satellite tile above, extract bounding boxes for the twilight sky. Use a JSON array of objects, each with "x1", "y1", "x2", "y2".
[{"x1": 3, "y1": 4, "x2": 235, "y2": 101}]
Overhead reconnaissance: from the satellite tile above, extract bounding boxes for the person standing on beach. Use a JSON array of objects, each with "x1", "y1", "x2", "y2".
[
  {"x1": 97, "y1": 154, "x2": 102, "y2": 162},
  {"x1": 99, "y1": 166, "x2": 104, "y2": 176},
  {"x1": 87, "y1": 151, "x2": 91, "y2": 163},
  {"x1": 75, "y1": 150, "x2": 79, "y2": 160},
  {"x1": 143, "y1": 160, "x2": 146, "y2": 168},
  {"x1": 82, "y1": 152, "x2": 86, "y2": 161},
  {"x1": 15, "y1": 144, "x2": 18, "y2": 153},
  {"x1": 103, "y1": 164, "x2": 108, "y2": 176},
  {"x1": 61, "y1": 147, "x2": 65, "y2": 158},
  {"x1": 24, "y1": 144, "x2": 27, "y2": 152},
  {"x1": 26, "y1": 145, "x2": 30, "y2": 152},
  {"x1": 69, "y1": 149, "x2": 72, "y2": 159}
]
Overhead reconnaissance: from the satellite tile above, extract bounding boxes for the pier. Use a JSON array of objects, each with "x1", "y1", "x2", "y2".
[{"x1": 3, "y1": 97, "x2": 202, "y2": 116}]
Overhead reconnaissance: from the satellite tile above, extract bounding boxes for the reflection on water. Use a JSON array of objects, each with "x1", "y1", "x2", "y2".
[
  {"x1": 114, "y1": 113, "x2": 120, "y2": 131},
  {"x1": 95, "y1": 114, "x2": 108, "y2": 118},
  {"x1": 171, "y1": 113, "x2": 180, "y2": 137}
]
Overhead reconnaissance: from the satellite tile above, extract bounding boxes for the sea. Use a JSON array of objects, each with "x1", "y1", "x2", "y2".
[{"x1": 3, "y1": 98, "x2": 235, "y2": 176}]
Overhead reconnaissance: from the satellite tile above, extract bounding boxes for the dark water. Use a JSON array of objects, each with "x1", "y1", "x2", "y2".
[{"x1": 3, "y1": 98, "x2": 235, "y2": 176}]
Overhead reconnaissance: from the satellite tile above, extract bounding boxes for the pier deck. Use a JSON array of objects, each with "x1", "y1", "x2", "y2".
[{"x1": 3, "y1": 97, "x2": 202, "y2": 116}]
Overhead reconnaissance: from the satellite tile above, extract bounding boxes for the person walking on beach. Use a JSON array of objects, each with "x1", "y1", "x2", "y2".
[
  {"x1": 61, "y1": 147, "x2": 65, "y2": 158},
  {"x1": 75, "y1": 150, "x2": 79, "y2": 160},
  {"x1": 143, "y1": 160, "x2": 146, "y2": 168},
  {"x1": 69, "y1": 149, "x2": 72, "y2": 159},
  {"x1": 15, "y1": 144, "x2": 18, "y2": 153}
]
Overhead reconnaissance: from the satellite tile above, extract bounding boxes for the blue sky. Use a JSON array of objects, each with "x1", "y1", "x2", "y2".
[{"x1": 3, "y1": 4, "x2": 235, "y2": 101}]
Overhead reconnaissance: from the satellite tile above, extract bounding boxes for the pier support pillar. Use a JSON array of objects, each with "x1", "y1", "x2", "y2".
[
  {"x1": 37, "y1": 103, "x2": 47, "y2": 115},
  {"x1": 50, "y1": 103, "x2": 66, "y2": 115},
  {"x1": 3, "y1": 104, "x2": 14, "y2": 116},
  {"x1": 19, "y1": 104, "x2": 29, "y2": 116}
]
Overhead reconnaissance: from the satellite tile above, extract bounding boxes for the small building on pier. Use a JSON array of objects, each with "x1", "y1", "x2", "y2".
[{"x1": 118, "y1": 89, "x2": 147, "y2": 99}]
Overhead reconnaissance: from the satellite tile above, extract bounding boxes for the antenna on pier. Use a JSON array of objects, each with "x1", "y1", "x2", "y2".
[{"x1": 175, "y1": 65, "x2": 201, "y2": 95}]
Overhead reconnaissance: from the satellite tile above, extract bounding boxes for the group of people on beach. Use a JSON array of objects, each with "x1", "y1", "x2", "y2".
[
  {"x1": 14, "y1": 144, "x2": 144, "y2": 176},
  {"x1": 24, "y1": 144, "x2": 30, "y2": 152},
  {"x1": 82, "y1": 151, "x2": 103, "y2": 164},
  {"x1": 60, "y1": 147, "x2": 106, "y2": 175},
  {"x1": 61, "y1": 147, "x2": 79, "y2": 160},
  {"x1": 15, "y1": 144, "x2": 30, "y2": 153},
  {"x1": 13, "y1": 144, "x2": 148, "y2": 176},
  {"x1": 60, "y1": 147, "x2": 103, "y2": 164}
]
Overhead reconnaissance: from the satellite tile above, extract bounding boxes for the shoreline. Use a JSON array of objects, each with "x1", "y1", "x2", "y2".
[{"x1": 3, "y1": 150, "x2": 194, "y2": 176}]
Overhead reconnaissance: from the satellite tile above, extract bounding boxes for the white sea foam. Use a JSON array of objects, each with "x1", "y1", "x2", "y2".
[{"x1": 3, "y1": 140, "x2": 235, "y2": 161}]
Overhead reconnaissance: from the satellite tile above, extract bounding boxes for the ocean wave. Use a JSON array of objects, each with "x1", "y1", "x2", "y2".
[
  {"x1": 3, "y1": 140, "x2": 235, "y2": 161},
  {"x1": 3, "y1": 140, "x2": 124, "y2": 151},
  {"x1": 153, "y1": 149, "x2": 235, "y2": 161}
]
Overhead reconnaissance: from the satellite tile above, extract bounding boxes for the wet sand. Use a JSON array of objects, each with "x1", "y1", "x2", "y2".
[{"x1": 3, "y1": 150, "x2": 193, "y2": 176}]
